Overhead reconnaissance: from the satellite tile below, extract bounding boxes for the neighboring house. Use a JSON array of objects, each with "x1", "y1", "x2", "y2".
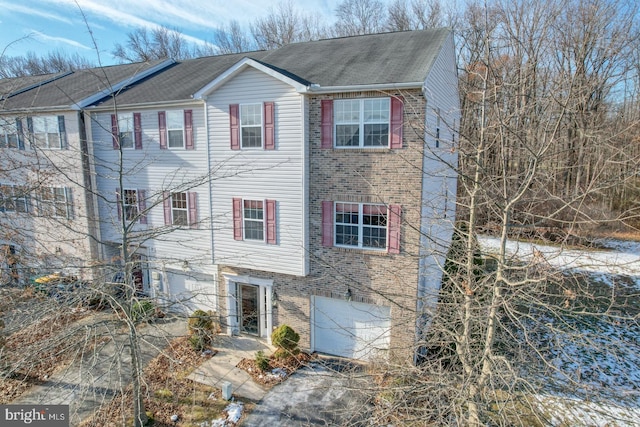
[
  {"x1": 0, "y1": 61, "x2": 174, "y2": 282},
  {"x1": 0, "y1": 29, "x2": 459, "y2": 362}
]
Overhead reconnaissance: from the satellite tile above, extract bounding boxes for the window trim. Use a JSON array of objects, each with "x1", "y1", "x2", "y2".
[
  {"x1": 37, "y1": 187, "x2": 72, "y2": 219},
  {"x1": 163, "y1": 191, "x2": 198, "y2": 229},
  {"x1": 0, "y1": 184, "x2": 29, "y2": 213},
  {"x1": 334, "y1": 202, "x2": 388, "y2": 251},
  {"x1": 232, "y1": 198, "x2": 277, "y2": 244},
  {"x1": 239, "y1": 103, "x2": 264, "y2": 149},
  {"x1": 30, "y1": 116, "x2": 62, "y2": 149},
  {"x1": 0, "y1": 118, "x2": 20, "y2": 149},
  {"x1": 334, "y1": 98, "x2": 391, "y2": 148},
  {"x1": 242, "y1": 199, "x2": 265, "y2": 241}
]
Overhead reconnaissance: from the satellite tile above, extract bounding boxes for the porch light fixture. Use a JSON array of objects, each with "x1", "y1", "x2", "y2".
[
  {"x1": 55, "y1": 247, "x2": 62, "y2": 255},
  {"x1": 344, "y1": 288, "x2": 352, "y2": 302},
  {"x1": 271, "y1": 289, "x2": 278, "y2": 308},
  {"x1": 182, "y1": 260, "x2": 189, "y2": 271}
]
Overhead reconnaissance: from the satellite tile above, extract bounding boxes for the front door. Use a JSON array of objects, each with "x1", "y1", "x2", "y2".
[{"x1": 239, "y1": 284, "x2": 260, "y2": 335}]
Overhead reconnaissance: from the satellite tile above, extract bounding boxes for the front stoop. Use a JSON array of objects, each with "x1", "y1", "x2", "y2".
[{"x1": 188, "y1": 335, "x2": 274, "y2": 401}]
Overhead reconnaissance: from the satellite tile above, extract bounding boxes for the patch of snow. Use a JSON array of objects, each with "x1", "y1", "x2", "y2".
[
  {"x1": 478, "y1": 236, "x2": 640, "y2": 277},
  {"x1": 201, "y1": 401, "x2": 244, "y2": 427}
]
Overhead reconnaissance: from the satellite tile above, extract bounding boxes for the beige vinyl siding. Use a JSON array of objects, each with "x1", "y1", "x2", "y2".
[{"x1": 208, "y1": 67, "x2": 307, "y2": 276}]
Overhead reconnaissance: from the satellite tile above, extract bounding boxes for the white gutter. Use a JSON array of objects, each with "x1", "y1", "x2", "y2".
[
  {"x1": 306, "y1": 81, "x2": 424, "y2": 94},
  {"x1": 85, "y1": 98, "x2": 200, "y2": 112},
  {"x1": 71, "y1": 59, "x2": 176, "y2": 110}
]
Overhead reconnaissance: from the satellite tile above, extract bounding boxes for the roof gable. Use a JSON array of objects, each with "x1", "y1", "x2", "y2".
[{"x1": 193, "y1": 57, "x2": 310, "y2": 99}]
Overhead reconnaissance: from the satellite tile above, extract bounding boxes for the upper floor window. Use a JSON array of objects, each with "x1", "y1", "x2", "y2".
[
  {"x1": 163, "y1": 191, "x2": 198, "y2": 229},
  {"x1": 111, "y1": 112, "x2": 142, "y2": 150},
  {"x1": 334, "y1": 202, "x2": 387, "y2": 249},
  {"x1": 116, "y1": 188, "x2": 147, "y2": 224},
  {"x1": 37, "y1": 187, "x2": 72, "y2": 218},
  {"x1": 242, "y1": 199, "x2": 264, "y2": 240},
  {"x1": 335, "y1": 98, "x2": 390, "y2": 147},
  {"x1": 240, "y1": 104, "x2": 263, "y2": 148},
  {"x1": 29, "y1": 116, "x2": 67, "y2": 149},
  {"x1": 232, "y1": 198, "x2": 277, "y2": 244},
  {"x1": 321, "y1": 97, "x2": 403, "y2": 149},
  {"x1": 117, "y1": 113, "x2": 134, "y2": 149},
  {"x1": 0, "y1": 118, "x2": 20, "y2": 149},
  {"x1": 229, "y1": 102, "x2": 275, "y2": 150},
  {"x1": 159, "y1": 110, "x2": 194, "y2": 150},
  {"x1": 0, "y1": 184, "x2": 29, "y2": 213},
  {"x1": 322, "y1": 201, "x2": 401, "y2": 254}
]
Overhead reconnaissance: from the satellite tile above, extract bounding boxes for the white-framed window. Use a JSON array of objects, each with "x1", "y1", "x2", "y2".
[
  {"x1": 171, "y1": 192, "x2": 188, "y2": 226},
  {"x1": 0, "y1": 185, "x2": 29, "y2": 213},
  {"x1": 37, "y1": 187, "x2": 71, "y2": 218},
  {"x1": 123, "y1": 189, "x2": 139, "y2": 221},
  {"x1": 240, "y1": 104, "x2": 263, "y2": 148},
  {"x1": 31, "y1": 116, "x2": 61, "y2": 149},
  {"x1": 335, "y1": 202, "x2": 387, "y2": 250},
  {"x1": 166, "y1": 110, "x2": 185, "y2": 149},
  {"x1": 335, "y1": 98, "x2": 390, "y2": 148},
  {"x1": 117, "y1": 113, "x2": 134, "y2": 149},
  {"x1": 0, "y1": 118, "x2": 19, "y2": 149},
  {"x1": 243, "y1": 199, "x2": 264, "y2": 240}
]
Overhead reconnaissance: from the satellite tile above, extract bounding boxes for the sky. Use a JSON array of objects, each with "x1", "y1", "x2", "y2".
[{"x1": 0, "y1": 0, "x2": 342, "y2": 66}]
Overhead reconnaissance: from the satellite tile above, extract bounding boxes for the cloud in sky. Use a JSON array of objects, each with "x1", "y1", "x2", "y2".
[{"x1": 29, "y1": 30, "x2": 92, "y2": 50}]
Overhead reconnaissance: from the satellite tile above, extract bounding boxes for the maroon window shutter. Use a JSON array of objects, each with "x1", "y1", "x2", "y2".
[
  {"x1": 163, "y1": 191, "x2": 171, "y2": 225},
  {"x1": 264, "y1": 102, "x2": 275, "y2": 150},
  {"x1": 388, "y1": 204, "x2": 402, "y2": 254},
  {"x1": 133, "y1": 112, "x2": 142, "y2": 149},
  {"x1": 158, "y1": 111, "x2": 167, "y2": 149},
  {"x1": 116, "y1": 188, "x2": 122, "y2": 219},
  {"x1": 321, "y1": 201, "x2": 333, "y2": 247},
  {"x1": 266, "y1": 199, "x2": 276, "y2": 244},
  {"x1": 188, "y1": 192, "x2": 198, "y2": 229},
  {"x1": 111, "y1": 114, "x2": 119, "y2": 149},
  {"x1": 184, "y1": 109, "x2": 194, "y2": 150},
  {"x1": 230, "y1": 104, "x2": 240, "y2": 150},
  {"x1": 390, "y1": 97, "x2": 404, "y2": 149},
  {"x1": 232, "y1": 197, "x2": 243, "y2": 240},
  {"x1": 138, "y1": 189, "x2": 147, "y2": 224},
  {"x1": 320, "y1": 100, "x2": 333, "y2": 149}
]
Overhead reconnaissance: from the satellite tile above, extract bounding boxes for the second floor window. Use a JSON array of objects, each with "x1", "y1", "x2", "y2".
[
  {"x1": 171, "y1": 192, "x2": 188, "y2": 226},
  {"x1": 123, "y1": 189, "x2": 138, "y2": 221},
  {"x1": 0, "y1": 185, "x2": 29, "y2": 213},
  {"x1": 243, "y1": 199, "x2": 264, "y2": 240},
  {"x1": 37, "y1": 187, "x2": 71, "y2": 218},
  {"x1": 335, "y1": 202, "x2": 387, "y2": 249}
]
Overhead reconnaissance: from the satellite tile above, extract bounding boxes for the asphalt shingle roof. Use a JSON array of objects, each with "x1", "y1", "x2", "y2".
[{"x1": 0, "y1": 28, "x2": 451, "y2": 111}]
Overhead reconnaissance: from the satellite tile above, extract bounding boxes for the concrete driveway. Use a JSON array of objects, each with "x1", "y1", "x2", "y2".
[{"x1": 241, "y1": 360, "x2": 374, "y2": 426}]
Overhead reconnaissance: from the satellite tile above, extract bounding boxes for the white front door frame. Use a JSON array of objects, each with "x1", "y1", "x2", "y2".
[{"x1": 223, "y1": 273, "x2": 274, "y2": 343}]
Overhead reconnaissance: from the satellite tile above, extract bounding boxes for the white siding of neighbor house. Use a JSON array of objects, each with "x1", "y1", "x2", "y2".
[
  {"x1": 418, "y1": 32, "x2": 460, "y2": 314},
  {"x1": 90, "y1": 105, "x2": 214, "y2": 268},
  {"x1": 206, "y1": 67, "x2": 308, "y2": 276}
]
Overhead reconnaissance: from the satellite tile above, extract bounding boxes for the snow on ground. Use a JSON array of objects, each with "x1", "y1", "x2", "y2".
[
  {"x1": 479, "y1": 235, "x2": 640, "y2": 426},
  {"x1": 478, "y1": 236, "x2": 640, "y2": 277}
]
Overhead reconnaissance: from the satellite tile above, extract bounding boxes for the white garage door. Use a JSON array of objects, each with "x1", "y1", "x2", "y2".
[{"x1": 312, "y1": 296, "x2": 391, "y2": 361}]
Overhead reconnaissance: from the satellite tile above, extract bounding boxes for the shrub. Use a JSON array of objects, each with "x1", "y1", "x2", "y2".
[
  {"x1": 255, "y1": 350, "x2": 270, "y2": 372},
  {"x1": 188, "y1": 309, "x2": 213, "y2": 335},
  {"x1": 131, "y1": 300, "x2": 155, "y2": 322},
  {"x1": 187, "y1": 309, "x2": 216, "y2": 351},
  {"x1": 188, "y1": 334, "x2": 209, "y2": 352},
  {"x1": 271, "y1": 324, "x2": 300, "y2": 357}
]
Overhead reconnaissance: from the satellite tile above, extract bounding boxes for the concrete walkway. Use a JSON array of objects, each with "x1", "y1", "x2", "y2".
[
  {"x1": 188, "y1": 335, "x2": 275, "y2": 402},
  {"x1": 13, "y1": 314, "x2": 186, "y2": 426}
]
